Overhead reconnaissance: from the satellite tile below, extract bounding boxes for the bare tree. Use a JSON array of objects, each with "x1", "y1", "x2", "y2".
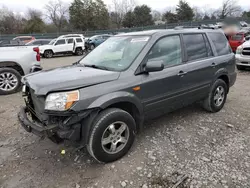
[
  {"x1": 219, "y1": 0, "x2": 242, "y2": 18},
  {"x1": 44, "y1": 0, "x2": 69, "y2": 32},
  {"x1": 110, "y1": 0, "x2": 136, "y2": 28}
]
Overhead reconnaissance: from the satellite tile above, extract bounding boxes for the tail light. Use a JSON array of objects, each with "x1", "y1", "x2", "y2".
[{"x1": 33, "y1": 47, "x2": 40, "y2": 62}]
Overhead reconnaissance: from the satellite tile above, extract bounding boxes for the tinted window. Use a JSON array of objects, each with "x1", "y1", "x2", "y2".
[
  {"x1": 183, "y1": 34, "x2": 207, "y2": 61},
  {"x1": 147, "y1": 35, "x2": 182, "y2": 67},
  {"x1": 208, "y1": 32, "x2": 231, "y2": 55},
  {"x1": 55, "y1": 39, "x2": 65, "y2": 45},
  {"x1": 42, "y1": 40, "x2": 50, "y2": 45},
  {"x1": 231, "y1": 34, "x2": 243, "y2": 41},
  {"x1": 76, "y1": 38, "x2": 83, "y2": 43},
  {"x1": 203, "y1": 34, "x2": 213, "y2": 57},
  {"x1": 67, "y1": 38, "x2": 74, "y2": 44},
  {"x1": 19, "y1": 37, "x2": 32, "y2": 41},
  {"x1": 32, "y1": 41, "x2": 41, "y2": 45}
]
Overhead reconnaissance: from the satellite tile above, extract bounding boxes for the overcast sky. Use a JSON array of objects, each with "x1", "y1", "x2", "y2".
[{"x1": 0, "y1": 0, "x2": 249, "y2": 14}]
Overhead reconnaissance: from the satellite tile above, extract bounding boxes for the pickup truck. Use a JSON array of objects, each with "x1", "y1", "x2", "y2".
[{"x1": 0, "y1": 46, "x2": 42, "y2": 95}]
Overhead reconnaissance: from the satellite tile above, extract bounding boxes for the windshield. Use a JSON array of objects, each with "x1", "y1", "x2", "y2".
[
  {"x1": 80, "y1": 36, "x2": 149, "y2": 71},
  {"x1": 49, "y1": 39, "x2": 56, "y2": 45}
]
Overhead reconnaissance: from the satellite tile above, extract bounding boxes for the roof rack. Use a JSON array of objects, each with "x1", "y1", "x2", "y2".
[{"x1": 198, "y1": 26, "x2": 215, "y2": 30}]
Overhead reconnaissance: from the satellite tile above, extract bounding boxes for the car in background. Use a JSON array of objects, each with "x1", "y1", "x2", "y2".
[
  {"x1": 85, "y1": 34, "x2": 112, "y2": 50},
  {"x1": 39, "y1": 36, "x2": 85, "y2": 58},
  {"x1": 240, "y1": 21, "x2": 248, "y2": 27},
  {"x1": 0, "y1": 39, "x2": 25, "y2": 47},
  {"x1": 13, "y1": 36, "x2": 35, "y2": 44},
  {"x1": 226, "y1": 32, "x2": 245, "y2": 52},
  {"x1": 236, "y1": 40, "x2": 250, "y2": 70},
  {"x1": 58, "y1": 34, "x2": 85, "y2": 39},
  {"x1": 26, "y1": 39, "x2": 51, "y2": 46}
]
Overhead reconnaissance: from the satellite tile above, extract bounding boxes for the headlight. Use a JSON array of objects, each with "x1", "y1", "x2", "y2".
[
  {"x1": 45, "y1": 90, "x2": 79, "y2": 111},
  {"x1": 236, "y1": 46, "x2": 243, "y2": 54}
]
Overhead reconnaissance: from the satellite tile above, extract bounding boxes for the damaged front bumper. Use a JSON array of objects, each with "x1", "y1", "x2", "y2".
[{"x1": 18, "y1": 106, "x2": 92, "y2": 143}]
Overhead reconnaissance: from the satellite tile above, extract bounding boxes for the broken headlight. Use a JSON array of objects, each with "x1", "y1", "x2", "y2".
[{"x1": 45, "y1": 90, "x2": 79, "y2": 111}]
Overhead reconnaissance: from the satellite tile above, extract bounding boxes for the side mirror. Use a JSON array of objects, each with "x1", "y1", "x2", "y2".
[{"x1": 144, "y1": 60, "x2": 164, "y2": 72}]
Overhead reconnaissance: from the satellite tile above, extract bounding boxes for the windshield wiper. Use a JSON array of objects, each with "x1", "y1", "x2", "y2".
[{"x1": 84, "y1": 64, "x2": 109, "y2": 70}]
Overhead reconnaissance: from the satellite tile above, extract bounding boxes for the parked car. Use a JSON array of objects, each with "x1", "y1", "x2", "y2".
[
  {"x1": 240, "y1": 21, "x2": 248, "y2": 27},
  {"x1": 13, "y1": 36, "x2": 35, "y2": 44},
  {"x1": 18, "y1": 29, "x2": 236, "y2": 163},
  {"x1": 39, "y1": 36, "x2": 85, "y2": 58},
  {"x1": 0, "y1": 46, "x2": 42, "y2": 95},
  {"x1": 58, "y1": 34, "x2": 85, "y2": 39},
  {"x1": 235, "y1": 40, "x2": 250, "y2": 70},
  {"x1": 26, "y1": 39, "x2": 51, "y2": 46},
  {"x1": 85, "y1": 34, "x2": 112, "y2": 50},
  {"x1": 225, "y1": 32, "x2": 245, "y2": 52},
  {"x1": 0, "y1": 39, "x2": 25, "y2": 46}
]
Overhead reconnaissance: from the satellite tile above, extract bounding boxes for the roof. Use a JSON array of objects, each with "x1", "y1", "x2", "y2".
[{"x1": 116, "y1": 28, "x2": 222, "y2": 37}]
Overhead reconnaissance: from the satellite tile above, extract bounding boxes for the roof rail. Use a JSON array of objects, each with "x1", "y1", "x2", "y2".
[{"x1": 198, "y1": 26, "x2": 215, "y2": 30}]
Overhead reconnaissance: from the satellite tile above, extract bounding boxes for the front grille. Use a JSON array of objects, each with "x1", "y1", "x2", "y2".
[{"x1": 242, "y1": 48, "x2": 250, "y2": 56}]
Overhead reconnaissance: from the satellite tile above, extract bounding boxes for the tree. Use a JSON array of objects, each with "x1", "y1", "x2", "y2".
[
  {"x1": 44, "y1": 0, "x2": 69, "y2": 32},
  {"x1": 163, "y1": 11, "x2": 178, "y2": 23},
  {"x1": 122, "y1": 10, "x2": 135, "y2": 27},
  {"x1": 203, "y1": 14, "x2": 210, "y2": 20},
  {"x1": 176, "y1": 0, "x2": 194, "y2": 21},
  {"x1": 69, "y1": 0, "x2": 109, "y2": 31},
  {"x1": 152, "y1": 10, "x2": 162, "y2": 21},
  {"x1": 218, "y1": 0, "x2": 242, "y2": 19},
  {"x1": 23, "y1": 9, "x2": 45, "y2": 33},
  {"x1": 133, "y1": 5, "x2": 153, "y2": 27},
  {"x1": 109, "y1": 0, "x2": 136, "y2": 28},
  {"x1": 193, "y1": 6, "x2": 203, "y2": 21},
  {"x1": 242, "y1": 11, "x2": 250, "y2": 18}
]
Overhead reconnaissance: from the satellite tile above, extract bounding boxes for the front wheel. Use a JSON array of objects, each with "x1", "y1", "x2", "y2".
[
  {"x1": 0, "y1": 68, "x2": 21, "y2": 95},
  {"x1": 87, "y1": 108, "x2": 136, "y2": 163},
  {"x1": 75, "y1": 47, "x2": 84, "y2": 56},
  {"x1": 202, "y1": 79, "x2": 228, "y2": 113},
  {"x1": 44, "y1": 50, "x2": 53, "y2": 58}
]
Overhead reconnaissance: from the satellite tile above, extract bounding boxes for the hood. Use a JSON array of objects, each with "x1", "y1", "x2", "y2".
[
  {"x1": 39, "y1": 45, "x2": 53, "y2": 51},
  {"x1": 22, "y1": 65, "x2": 120, "y2": 95},
  {"x1": 242, "y1": 41, "x2": 250, "y2": 47}
]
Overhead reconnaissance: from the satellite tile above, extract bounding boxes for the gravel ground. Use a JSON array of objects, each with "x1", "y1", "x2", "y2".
[{"x1": 0, "y1": 56, "x2": 250, "y2": 188}]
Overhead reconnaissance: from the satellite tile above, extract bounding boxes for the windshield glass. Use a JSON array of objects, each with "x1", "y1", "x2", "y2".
[
  {"x1": 49, "y1": 39, "x2": 56, "y2": 45},
  {"x1": 80, "y1": 36, "x2": 149, "y2": 71}
]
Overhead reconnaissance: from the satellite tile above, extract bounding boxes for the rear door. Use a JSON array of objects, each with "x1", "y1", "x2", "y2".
[
  {"x1": 75, "y1": 38, "x2": 85, "y2": 49},
  {"x1": 179, "y1": 33, "x2": 215, "y2": 106},
  {"x1": 66, "y1": 38, "x2": 74, "y2": 52}
]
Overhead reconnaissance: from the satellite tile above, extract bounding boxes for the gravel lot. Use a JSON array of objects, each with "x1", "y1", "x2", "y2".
[{"x1": 0, "y1": 56, "x2": 250, "y2": 188}]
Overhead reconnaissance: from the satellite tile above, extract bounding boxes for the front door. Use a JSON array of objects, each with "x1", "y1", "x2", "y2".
[
  {"x1": 53, "y1": 39, "x2": 66, "y2": 53},
  {"x1": 138, "y1": 35, "x2": 187, "y2": 119}
]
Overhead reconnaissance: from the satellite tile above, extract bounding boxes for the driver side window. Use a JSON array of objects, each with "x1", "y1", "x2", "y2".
[
  {"x1": 55, "y1": 39, "x2": 66, "y2": 45},
  {"x1": 147, "y1": 35, "x2": 182, "y2": 67}
]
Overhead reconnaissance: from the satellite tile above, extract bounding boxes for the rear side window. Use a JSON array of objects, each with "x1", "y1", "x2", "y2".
[
  {"x1": 207, "y1": 32, "x2": 231, "y2": 56},
  {"x1": 76, "y1": 38, "x2": 83, "y2": 43},
  {"x1": 67, "y1": 38, "x2": 73, "y2": 44},
  {"x1": 183, "y1": 34, "x2": 207, "y2": 61},
  {"x1": 231, "y1": 34, "x2": 243, "y2": 41}
]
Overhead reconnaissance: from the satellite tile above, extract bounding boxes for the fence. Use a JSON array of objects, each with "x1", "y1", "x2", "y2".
[{"x1": 0, "y1": 18, "x2": 249, "y2": 40}]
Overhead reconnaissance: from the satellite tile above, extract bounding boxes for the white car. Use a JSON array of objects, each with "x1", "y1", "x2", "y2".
[
  {"x1": 236, "y1": 41, "x2": 250, "y2": 70},
  {"x1": 39, "y1": 36, "x2": 85, "y2": 58}
]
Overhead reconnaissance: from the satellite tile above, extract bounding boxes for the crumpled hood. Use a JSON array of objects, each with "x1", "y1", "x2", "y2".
[{"x1": 22, "y1": 65, "x2": 120, "y2": 95}]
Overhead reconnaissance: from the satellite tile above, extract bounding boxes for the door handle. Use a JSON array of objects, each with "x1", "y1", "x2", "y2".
[
  {"x1": 211, "y1": 63, "x2": 216, "y2": 68},
  {"x1": 177, "y1": 71, "x2": 187, "y2": 77}
]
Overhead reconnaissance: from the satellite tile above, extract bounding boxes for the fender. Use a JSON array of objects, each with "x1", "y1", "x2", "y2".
[
  {"x1": 213, "y1": 67, "x2": 229, "y2": 82},
  {"x1": 0, "y1": 61, "x2": 24, "y2": 75},
  {"x1": 88, "y1": 91, "x2": 144, "y2": 116}
]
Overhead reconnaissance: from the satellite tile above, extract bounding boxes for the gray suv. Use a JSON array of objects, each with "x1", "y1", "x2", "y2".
[{"x1": 18, "y1": 29, "x2": 237, "y2": 163}]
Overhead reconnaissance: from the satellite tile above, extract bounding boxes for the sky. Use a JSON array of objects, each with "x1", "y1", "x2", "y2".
[{"x1": 0, "y1": 0, "x2": 249, "y2": 14}]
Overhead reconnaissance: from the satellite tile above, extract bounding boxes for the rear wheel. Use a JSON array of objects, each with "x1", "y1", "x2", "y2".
[
  {"x1": 44, "y1": 50, "x2": 53, "y2": 58},
  {"x1": 90, "y1": 44, "x2": 95, "y2": 50},
  {"x1": 75, "y1": 47, "x2": 84, "y2": 56},
  {"x1": 202, "y1": 79, "x2": 228, "y2": 113},
  {"x1": 87, "y1": 108, "x2": 136, "y2": 163},
  {"x1": 0, "y1": 68, "x2": 21, "y2": 95},
  {"x1": 236, "y1": 65, "x2": 245, "y2": 71}
]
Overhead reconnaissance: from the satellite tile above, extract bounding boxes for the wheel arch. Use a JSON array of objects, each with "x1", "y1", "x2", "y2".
[
  {"x1": 0, "y1": 61, "x2": 24, "y2": 76},
  {"x1": 214, "y1": 68, "x2": 229, "y2": 93}
]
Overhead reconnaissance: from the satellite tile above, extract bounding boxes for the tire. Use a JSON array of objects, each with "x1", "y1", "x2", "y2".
[
  {"x1": 75, "y1": 47, "x2": 83, "y2": 56},
  {"x1": 0, "y1": 68, "x2": 22, "y2": 95},
  {"x1": 237, "y1": 65, "x2": 245, "y2": 71},
  {"x1": 90, "y1": 44, "x2": 95, "y2": 50},
  {"x1": 44, "y1": 50, "x2": 53, "y2": 58},
  {"x1": 202, "y1": 79, "x2": 228, "y2": 113},
  {"x1": 87, "y1": 108, "x2": 136, "y2": 163}
]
